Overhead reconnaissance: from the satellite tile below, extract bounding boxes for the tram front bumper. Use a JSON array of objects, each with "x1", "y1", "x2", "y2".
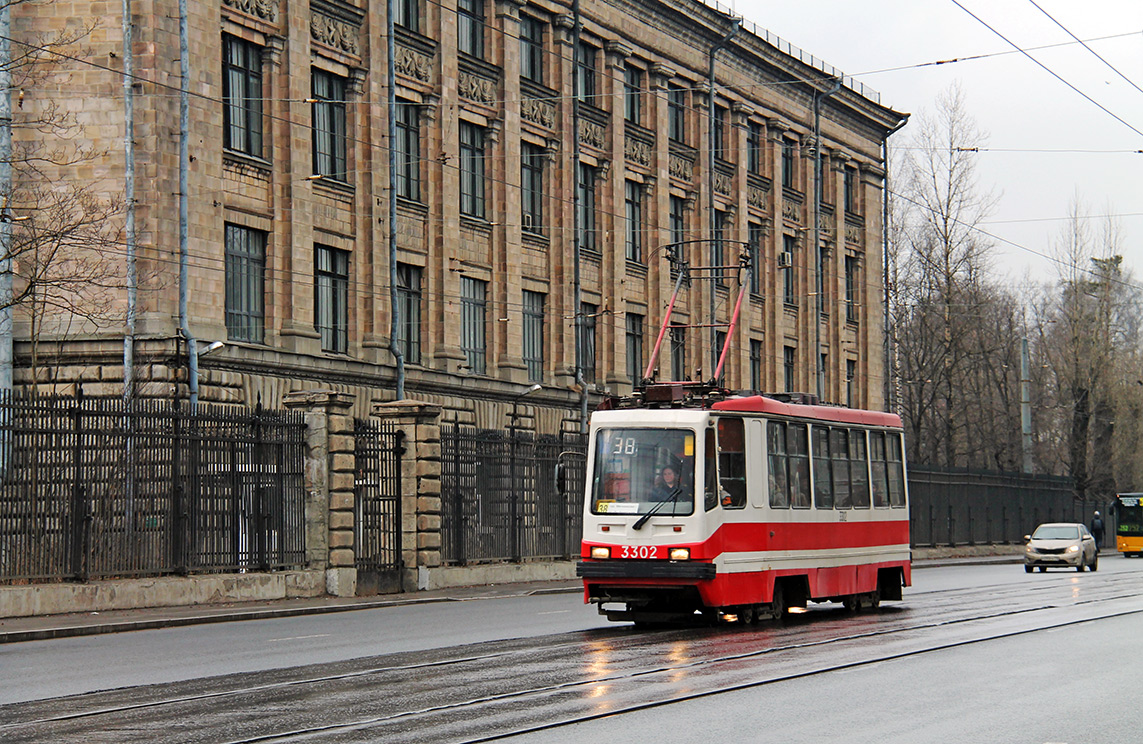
[{"x1": 576, "y1": 559, "x2": 716, "y2": 581}]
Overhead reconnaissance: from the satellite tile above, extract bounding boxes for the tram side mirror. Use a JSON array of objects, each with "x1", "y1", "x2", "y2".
[{"x1": 555, "y1": 462, "x2": 569, "y2": 497}]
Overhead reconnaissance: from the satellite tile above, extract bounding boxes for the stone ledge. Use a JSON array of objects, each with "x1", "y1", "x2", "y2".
[{"x1": 0, "y1": 570, "x2": 325, "y2": 619}]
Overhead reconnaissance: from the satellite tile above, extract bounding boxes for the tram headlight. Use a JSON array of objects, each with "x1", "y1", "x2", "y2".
[
  {"x1": 669, "y1": 548, "x2": 690, "y2": 561},
  {"x1": 590, "y1": 546, "x2": 611, "y2": 560}
]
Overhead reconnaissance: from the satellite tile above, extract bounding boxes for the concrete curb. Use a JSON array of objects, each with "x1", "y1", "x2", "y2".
[{"x1": 0, "y1": 556, "x2": 1025, "y2": 644}]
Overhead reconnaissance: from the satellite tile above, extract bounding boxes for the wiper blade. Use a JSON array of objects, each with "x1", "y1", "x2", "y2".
[{"x1": 633, "y1": 487, "x2": 680, "y2": 531}]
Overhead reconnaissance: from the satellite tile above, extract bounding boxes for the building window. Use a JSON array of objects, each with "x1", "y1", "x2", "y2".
[
  {"x1": 458, "y1": 0, "x2": 484, "y2": 58},
  {"x1": 576, "y1": 42, "x2": 597, "y2": 103},
  {"x1": 223, "y1": 35, "x2": 263, "y2": 158},
  {"x1": 315, "y1": 245, "x2": 349, "y2": 354},
  {"x1": 521, "y1": 142, "x2": 545, "y2": 235},
  {"x1": 395, "y1": 100, "x2": 421, "y2": 202},
  {"x1": 577, "y1": 163, "x2": 597, "y2": 253},
  {"x1": 519, "y1": 16, "x2": 544, "y2": 84},
  {"x1": 845, "y1": 255, "x2": 859, "y2": 323},
  {"x1": 844, "y1": 166, "x2": 859, "y2": 213},
  {"x1": 781, "y1": 138, "x2": 796, "y2": 190},
  {"x1": 395, "y1": 0, "x2": 419, "y2": 32},
  {"x1": 713, "y1": 104, "x2": 728, "y2": 160},
  {"x1": 747, "y1": 122, "x2": 762, "y2": 175},
  {"x1": 784, "y1": 345, "x2": 796, "y2": 392},
  {"x1": 522, "y1": 290, "x2": 545, "y2": 383},
  {"x1": 579, "y1": 302, "x2": 597, "y2": 384},
  {"x1": 626, "y1": 313, "x2": 644, "y2": 384},
  {"x1": 625, "y1": 181, "x2": 643, "y2": 262},
  {"x1": 750, "y1": 339, "x2": 762, "y2": 392},
  {"x1": 712, "y1": 209, "x2": 728, "y2": 285},
  {"x1": 748, "y1": 222, "x2": 763, "y2": 295},
  {"x1": 846, "y1": 359, "x2": 857, "y2": 407},
  {"x1": 460, "y1": 122, "x2": 486, "y2": 218},
  {"x1": 670, "y1": 195, "x2": 686, "y2": 246},
  {"x1": 713, "y1": 330, "x2": 727, "y2": 382},
  {"x1": 624, "y1": 65, "x2": 642, "y2": 125},
  {"x1": 224, "y1": 224, "x2": 265, "y2": 344},
  {"x1": 668, "y1": 82, "x2": 686, "y2": 143},
  {"x1": 783, "y1": 234, "x2": 797, "y2": 306},
  {"x1": 395, "y1": 263, "x2": 422, "y2": 365},
  {"x1": 669, "y1": 324, "x2": 686, "y2": 381},
  {"x1": 461, "y1": 277, "x2": 487, "y2": 374},
  {"x1": 311, "y1": 69, "x2": 347, "y2": 181}
]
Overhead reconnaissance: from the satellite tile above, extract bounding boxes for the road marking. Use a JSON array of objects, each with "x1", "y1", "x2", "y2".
[
  {"x1": 266, "y1": 634, "x2": 332, "y2": 643},
  {"x1": 537, "y1": 610, "x2": 571, "y2": 616}
]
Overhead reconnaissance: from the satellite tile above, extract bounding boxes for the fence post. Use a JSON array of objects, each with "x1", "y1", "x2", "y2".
[
  {"x1": 372, "y1": 400, "x2": 441, "y2": 592},
  {"x1": 283, "y1": 389, "x2": 357, "y2": 597}
]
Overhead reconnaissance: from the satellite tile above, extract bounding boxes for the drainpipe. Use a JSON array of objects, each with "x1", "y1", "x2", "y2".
[
  {"x1": 882, "y1": 115, "x2": 908, "y2": 413},
  {"x1": 572, "y1": 0, "x2": 585, "y2": 433},
  {"x1": 813, "y1": 77, "x2": 841, "y2": 404},
  {"x1": 178, "y1": 0, "x2": 198, "y2": 405},
  {"x1": 0, "y1": 0, "x2": 12, "y2": 396},
  {"x1": 707, "y1": 17, "x2": 739, "y2": 377},
  {"x1": 387, "y1": 0, "x2": 404, "y2": 400},
  {"x1": 123, "y1": 0, "x2": 136, "y2": 402}
]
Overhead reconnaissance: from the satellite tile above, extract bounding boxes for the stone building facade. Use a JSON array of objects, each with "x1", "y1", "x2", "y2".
[{"x1": 11, "y1": 0, "x2": 906, "y2": 432}]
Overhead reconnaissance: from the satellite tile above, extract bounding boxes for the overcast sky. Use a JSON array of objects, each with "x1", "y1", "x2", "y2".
[{"x1": 728, "y1": 0, "x2": 1143, "y2": 287}]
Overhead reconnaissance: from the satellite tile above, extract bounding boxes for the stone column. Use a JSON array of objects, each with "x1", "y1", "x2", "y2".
[
  {"x1": 372, "y1": 399, "x2": 442, "y2": 590},
  {"x1": 283, "y1": 389, "x2": 358, "y2": 597}
]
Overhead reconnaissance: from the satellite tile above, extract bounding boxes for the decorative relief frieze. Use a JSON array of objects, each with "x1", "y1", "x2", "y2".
[
  {"x1": 311, "y1": 13, "x2": 359, "y2": 55},
  {"x1": 579, "y1": 119, "x2": 605, "y2": 149},
  {"x1": 521, "y1": 97, "x2": 555, "y2": 128},
  {"x1": 458, "y1": 71, "x2": 497, "y2": 104},
  {"x1": 845, "y1": 224, "x2": 863, "y2": 245},
  {"x1": 747, "y1": 186, "x2": 766, "y2": 209},
  {"x1": 782, "y1": 198, "x2": 801, "y2": 223},
  {"x1": 669, "y1": 152, "x2": 693, "y2": 181},
  {"x1": 714, "y1": 172, "x2": 732, "y2": 196},
  {"x1": 395, "y1": 45, "x2": 432, "y2": 81},
  {"x1": 624, "y1": 135, "x2": 651, "y2": 167},
  {"x1": 224, "y1": 0, "x2": 277, "y2": 21}
]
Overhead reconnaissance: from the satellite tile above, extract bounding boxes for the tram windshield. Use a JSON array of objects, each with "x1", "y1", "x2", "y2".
[
  {"x1": 1116, "y1": 496, "x2": 1143, "y2": 536},
  {"x1": 591, "y1": 428, "x2": 697, "y2": 516}
]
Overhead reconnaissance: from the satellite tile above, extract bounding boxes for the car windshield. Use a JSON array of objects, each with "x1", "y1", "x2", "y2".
[
  {"x1": 1032, "y1": 525, "x2": 1079, "y2": 540},
  {"x1": 590, "y1": 428, "x2": 697, "y2": 516}
]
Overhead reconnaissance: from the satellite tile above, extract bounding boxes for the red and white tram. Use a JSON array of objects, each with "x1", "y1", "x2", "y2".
[{"x1": 576, "y1": 384, "x2": 910, "y2": 624}]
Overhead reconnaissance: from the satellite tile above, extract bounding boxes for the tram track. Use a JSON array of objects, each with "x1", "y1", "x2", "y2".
[{"x1": 3, "y1": 576, "x2": 1141, "y2": 743}]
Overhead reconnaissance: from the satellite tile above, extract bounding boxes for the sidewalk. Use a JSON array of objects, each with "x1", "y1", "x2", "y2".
[{"x1": 0, "y1": 550, "x2": 1022, "y2": 644}]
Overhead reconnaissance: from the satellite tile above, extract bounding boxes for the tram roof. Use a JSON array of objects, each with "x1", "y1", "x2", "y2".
[{"x1": 712, "y1": 395, "x2": 902, "y2": 428}]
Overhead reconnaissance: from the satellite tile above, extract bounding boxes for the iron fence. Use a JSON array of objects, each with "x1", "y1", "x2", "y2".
[
  {"x1": 0, "y1": 391, "x2": 307, "y2": 582},
  {"x1": 441, "y1": 424, "x2": 586, "y2": 565},
  {"x1": 907, "y1": 466, "x2": 1102, "y2": 547},
  {"x1": 354, "y1": 418, "x2": 404, "y2": 594}
]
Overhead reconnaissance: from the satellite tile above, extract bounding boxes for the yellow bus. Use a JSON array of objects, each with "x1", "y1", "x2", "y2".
[{"x1": 1114, "y1": 493, "x2": 1143, "y2": 557}]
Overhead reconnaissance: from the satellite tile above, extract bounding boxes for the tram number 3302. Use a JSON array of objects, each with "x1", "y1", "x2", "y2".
[{"x1": 618, "y1": 545, "x2": 660, "y2": 559}]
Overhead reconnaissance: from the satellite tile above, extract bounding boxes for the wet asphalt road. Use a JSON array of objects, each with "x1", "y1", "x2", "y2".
[{"x1": 2, "y1": 555, "x2": 1141, "y2": 743}]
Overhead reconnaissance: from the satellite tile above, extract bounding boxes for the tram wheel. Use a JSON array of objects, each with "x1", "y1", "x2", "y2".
[
  {"x1": 770, "y1": 584, "x2": 786, "y2": 620},
  {"x1": 843, "y1": 595, "x2": 859, "y2": 612}
]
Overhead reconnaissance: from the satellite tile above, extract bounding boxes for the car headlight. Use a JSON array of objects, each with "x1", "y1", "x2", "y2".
[
  {"x1": 590, "y1": 546, "x2": 610, "y2": 559},
  {"x1": 1066, "y1": 544, "x2": 1080, "y2": 554},
  {"x1": 669, "y1": 548, "x2": 690, "y2": 561}
]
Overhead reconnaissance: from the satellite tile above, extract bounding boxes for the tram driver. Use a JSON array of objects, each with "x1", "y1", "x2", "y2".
[{"x1": 650, "y1": 464, "x2": 682, "y2": 502}]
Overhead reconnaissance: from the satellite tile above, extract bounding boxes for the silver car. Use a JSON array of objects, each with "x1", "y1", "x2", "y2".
[{"x1": 1024, "y1": 522, "x2": 1098, "y2": 573}]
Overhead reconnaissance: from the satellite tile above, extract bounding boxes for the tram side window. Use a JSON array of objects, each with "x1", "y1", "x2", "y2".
[
  {"x1": 717, "y1": 418, "x2": 747, "y2": 509},
  {"x1": 871, "y1": 431, "x2": 890, "y2": 507},
  {"x1": 788, "y1": 423, "x2": 811, "y2": 508},
  {"x1": 832, "y1": 428, "x2": 851, "y2": 509},
  {"x1": 851, "y1": 431, "x2": 870, "y2": 508},
  {"x1": 704, "y1": 427, "x2": 719, "y2": 511},
  {"x1": 887, "y1": 433, "x2": 905, "y2": 506},
  {"x1": 768, "y1": 421, "x2": 790, "y2": 508},
  {"x1": 811, "y1": 426, "x2": 833, "y2": 509}
]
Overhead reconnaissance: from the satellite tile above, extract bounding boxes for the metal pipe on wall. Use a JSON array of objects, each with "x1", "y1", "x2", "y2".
[
  {"x1": 178, "y1": 0, "x2": 198, "y2": 405},
  {"x1": 387, "y1": 0, "x2": 405, "y2": 400},
  {"x1": 123, "y1": 0, "x2": 137, "y2": 402},
  {"x1": 812, "y1": 77, "x2": 841, "y2": 403}
]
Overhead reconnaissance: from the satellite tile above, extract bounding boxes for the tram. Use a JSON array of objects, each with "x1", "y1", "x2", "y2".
[
  {"x1": 1113, "y1": 493, "x2": 1143, "y2": 557},
  {"x1": 576, "y1": 383, "x2": 911, "y2": 624}
]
